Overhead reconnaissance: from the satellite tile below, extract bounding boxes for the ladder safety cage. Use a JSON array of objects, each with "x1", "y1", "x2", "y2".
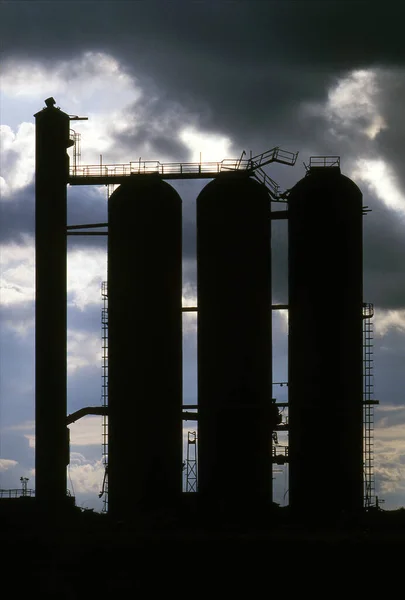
[
  {"x1": 363, "y1": 302, "x2": 376, "y2": 509},
  {"x1": 69, "y1": 129, "x2": 81, "y2": 173},
  {"x1": 100, "y1": 281, "x2": 109, "y2": 513}
]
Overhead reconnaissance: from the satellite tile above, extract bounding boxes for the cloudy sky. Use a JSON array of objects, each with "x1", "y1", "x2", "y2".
[{"x1": 1, "y1": 0, "x2": 405, "y2": 511}]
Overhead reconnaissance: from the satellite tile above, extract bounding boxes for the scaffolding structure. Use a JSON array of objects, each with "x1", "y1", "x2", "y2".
[
  {"x1": 363, "y1": 302, "x2": 377, "y2": 507},
  {"x1": 101, "y1": 281, "x2": 108, "y2": 512},
  {"x1": 186, "y1": 432, "x2": 198, "y2": 493}
]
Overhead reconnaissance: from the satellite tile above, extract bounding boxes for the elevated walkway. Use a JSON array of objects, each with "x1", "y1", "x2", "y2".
[{"x1": 68, "y1": 147, "x2": 298, "y2": 200}]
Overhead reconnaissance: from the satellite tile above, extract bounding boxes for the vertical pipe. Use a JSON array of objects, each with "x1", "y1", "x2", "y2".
[{"x1": 34, "y1": 99, "x2": 71, "y2": 511}]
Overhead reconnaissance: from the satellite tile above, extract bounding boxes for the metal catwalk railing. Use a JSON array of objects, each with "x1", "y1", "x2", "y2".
[
  {"x1": 68, "y1": 147, "x2": 298, "y2": 180},
  {"x1": 309, "y1": 156, "x2": 340, "y2": 169},
  {"x1": 0, "y1": 488, "x2": 35, "y2": 498},
  {"x1": 272, "y1": 445, "x2": 289, "y2": 465}
]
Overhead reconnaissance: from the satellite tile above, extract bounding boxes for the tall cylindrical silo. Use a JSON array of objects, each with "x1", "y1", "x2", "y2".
[
  {"x1": 197, "y1": 174, "x2": 272, "y2": 518},
  {"x1": 287, "y1": 161, "x2": 363, "y2": 518},
  {"x1": 108, "y1": 176, "x2": 183, "y2": 521}
]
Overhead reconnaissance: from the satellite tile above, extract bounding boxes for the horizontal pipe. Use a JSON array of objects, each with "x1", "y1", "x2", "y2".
[
  {"x1": 66, "y1": 398, "x2": 377, "y2": 426},
  {"x1": 182, "y1": 305, "x2": 288, "y2": 312},
  {"x1": 66, "y1": 215, "x2": 288, "y2": 234},
  {"x1": 183, "y1": 411, "x2": 199, "y2": 421},
  {"x1": 66, "y1": 406, "x2": 107, "y2": 425},
  {"x1": 67, "y1": 232, "x2": 108, "y2": 236},
  {"x1": 66, "y1": 223, "x2": 108, "y2": 230},
  {"x1": 270, "y1": 210, "x2": 288, "y2": 220}
]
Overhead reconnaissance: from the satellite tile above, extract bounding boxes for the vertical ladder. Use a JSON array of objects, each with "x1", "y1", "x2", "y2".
[
  {"x1": 186, "y1": 431, "x2": 198, "y2": 492},
  {"x1": 363, "y1": 303, "x2": 375, "y2": 507},
  {"x1": 101, "y1": 281, "x2": 109, "y2": 512}
]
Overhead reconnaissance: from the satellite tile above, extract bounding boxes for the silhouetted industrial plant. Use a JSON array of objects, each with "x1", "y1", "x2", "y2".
[{"x1": 2, "y1": 98, "x2": 386, "y2": 540}]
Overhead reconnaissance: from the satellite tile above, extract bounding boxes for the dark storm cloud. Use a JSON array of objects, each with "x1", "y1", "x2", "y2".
[
  {"x1": 3, "y1": 1, "x2": 405, "y2": 233},
  {"x1": 182, "y1": 323, "x2": 197, "y2": 405},
  {"x1": 67, "y1": 303, "x2": 105, "y2": 334},
  {"x1": 3, "y1": 1, "x2": 405, "y2": 148},
  {"x1": 0, "y1": 431, "x2": 34, "y2": 467},
  {"x1": 67, "y1": 185, "x2": 107, "y2": 226},
  {"x1": 374, "y1": 332, "x2": 405, "y2": 407},
  {"x1": 2, "y1": 2, "x2": 404, "y2": 72},
  {"x1": 375, "y1": 403, "x2": 405, "y2": 429},
  {"x1": 0, "y1": 302, "x2": 35, "y2": 339},
  {"x1": 0, "y1": 311, "x2": 34, "y2": 433},
  {"x1": 272, "y1": 218, "x2": 288, "y2": 304},
  {"x1": 67, "y1": 366, "x2": 102, "y2": 413},
  {"x1": 0, "y1": 183, "x2": 108, "y2": 248},
  {"x1": 370, "y1": 69, "x2": 405, "y2": 192},
  {"x1": 112, "y1": 95, "x2": 194, "y2": 162},
  {"x1": 363, "y1": 200, "x2": 405, "y2": 310},
  {"x1": 0, "y1": 185, "x2": 35, "y2": 244},
  {"x1": 269, "y1": 184, "x2": 405, "y2": 311}
]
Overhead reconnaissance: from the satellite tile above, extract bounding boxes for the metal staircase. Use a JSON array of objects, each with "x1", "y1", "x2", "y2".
[{"x1": 252, "y1": 166, "x2": 280, "y2": 199}]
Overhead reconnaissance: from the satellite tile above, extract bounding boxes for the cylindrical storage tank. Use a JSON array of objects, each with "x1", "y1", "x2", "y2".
[
  {"x1": 287, "y1": 164, "x2": 363, "y2": 518},
  {"x1": 197, "y1": 174, "x2": 272, "y2": 518},
  {"x1": 108, "y1": 176, "x2": 183, "y2": 521}
]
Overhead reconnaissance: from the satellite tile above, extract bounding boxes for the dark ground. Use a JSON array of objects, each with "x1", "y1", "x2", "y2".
[{"x1": 2, "y1": 499, "x2": 405, "y2": 595}]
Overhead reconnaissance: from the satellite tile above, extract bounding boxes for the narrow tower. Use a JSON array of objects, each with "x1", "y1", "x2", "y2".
[{"x1": 34, "y1": 98, "x2": 72, "y2": 510}]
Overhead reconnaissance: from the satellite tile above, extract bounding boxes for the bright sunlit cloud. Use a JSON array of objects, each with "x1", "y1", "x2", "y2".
[
  {"x1": 1, "y1": 51, "x2": 144, "y2": 181},
  {"x1": 326, "y1": 69, "x2": 386, "y2": 140},
  {"x1": 276, "y1": 309, "x2": 288, "y2": 333},
  {"x1": 68, "y1": 452, "x2": 104, "y2": 495},
  {"x1": 182, "y1": 284, "x2": 197, "y2": 335},
  {"x1": 179, "y1": 126, "x2": 234, "y2": 162},
  {"x1": 351, "y1": 158, "x2": 405, "y2": 215},
  {"x1": 67, "y1": 330, "x2": 102, "y2": 374},
  {"x1": 69, "y1": 417, "x2": 103, "y2": 446},
  {"x1": 301, "y1": 67, "x2": 405, "y2": 220},
  {"x1": 1, "y1": 52, "x2": 139, "y2": 109},
  {"x1": 0, "y1": 123, "x2": 35, "y2": 195},
  {"x1": 67, "y1": 247, "x2": 106, "y2": 311},
  {"x1": 0, "y1": 459, "x2": 18, "y2": 472},
  {"x1": 374, "y1": 309, "x2": 405, "y2": 336},
  {"x1": 0, "y1": 236, "x2": 35, "y2": 305}
]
